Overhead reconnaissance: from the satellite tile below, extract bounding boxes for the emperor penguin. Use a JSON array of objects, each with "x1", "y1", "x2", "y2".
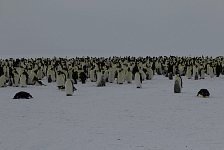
[
  {"x1": 103, "y1": 68, "x2": 109, "y2": 82},
  {"x1": 79, "y1": 71, "x2": 87, "y2": 84},
  {"x1": 28, "y1": 69, "x2": 37, "y2": 85},
  {"x1": 125, "y1": 68, "x2": 132, "y2": 84},
  {"x1": 47, "y1": 67, "x2": 56, "y2": 82},
  {"x1": 197, "y1": 89, "x2": 210, "y2": 98},
  {"x1": 186, "y1": 65, "x2": 192, "y2": 79},
  {"x1": 65, "y1": 79, "x2": 76, "y2": 96},
  {"x1": 208, "y1": 65, "x2": 215, "y2": 78},
  {"x1": 147, "y1": 67, "x2": 154, "y2": 80},
  {"x1": 12, "y1": 70, "x2": 20, "y2": 87},
  {"x1": 168, "y1": 72, "x2": 173, "y2": 80},
  {"x1": 48, "y1": 75, "x2": 52, "y2": 83},
  {"x1": 134, "y1": 70, "x2": 142, "y2": 88},
  {"x1": 96, "y1": 70, "x2": 106, "y2": 87},
  {"x1": 139, "y1": 68, "x2": 146, "y2": 81},
  {"x1": 200, "y1": 68, "x2": 205, "y2": 79},
  {"x1": 37, "y1": 67, "x2": 44, "y2": 80},
  {"x1": 174, "y1": 74, "x2": 182, "y2": 93},
  {"x1": 89, "y1": 67, "x2": 97, "y2": 82},
  {"x1": 194, "y1": 72, "x2": 199, "y2": 80},
  {"x1": 13, "y1": 91, "x2": 33, "y2": 99},
  {"x1": 117, "y1": 69, "x2": 124, "y2": 84},
  {"x1": 20, "y1": 71, "x2": 28, "y2": 87},
  {"x1": 0, "y1": 74, "x2": 7, "y2": 87},
  {"x1": 56, "y1": 71, "x2": 66, "y2": 90},
  {"x1": 192, "y1": 65, "x2": 199, "y2": 79},
  {"x1": 108, "y1": 67, "x2": 115, "y2": 83},
  {"x1": 33, "y1": 77, "x2": 46, "y2": 86},
  {"x1": 96, "y1": 70, "x2": 102, "y2": 86},
  {"x1": 72, "y1": 70, "x2": 78, "y2": 84}
]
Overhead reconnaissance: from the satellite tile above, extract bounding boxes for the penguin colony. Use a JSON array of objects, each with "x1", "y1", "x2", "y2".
[{"x1": 0, "y1": 56, "x2": 223, "y2": 97}]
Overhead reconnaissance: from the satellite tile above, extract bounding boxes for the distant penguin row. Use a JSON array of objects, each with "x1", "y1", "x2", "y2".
[{"x1": 0, "y1": 56, "x2": 222, "y2": 97}]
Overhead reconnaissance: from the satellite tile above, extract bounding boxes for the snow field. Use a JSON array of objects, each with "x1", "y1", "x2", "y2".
[{"x1": 0, "y1": 75, "x2": 224, "y2": 150}]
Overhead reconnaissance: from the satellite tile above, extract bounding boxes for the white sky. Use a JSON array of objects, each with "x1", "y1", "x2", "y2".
[{"x1": 0, "y1": 0, "x2": 224, "y2": 56}]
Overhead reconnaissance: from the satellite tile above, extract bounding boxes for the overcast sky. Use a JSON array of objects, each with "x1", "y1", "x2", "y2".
[{"x1": 0, "y1": 0, "x2": 224, "y2": 57}]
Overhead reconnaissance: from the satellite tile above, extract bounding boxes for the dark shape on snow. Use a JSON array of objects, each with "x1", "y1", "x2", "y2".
[
  {"x1": 13, "y1": 91, "x2": 33, "y2": 99},
  {"x1": 197, "y1": 89, "x2": 210, "y2": 98}
]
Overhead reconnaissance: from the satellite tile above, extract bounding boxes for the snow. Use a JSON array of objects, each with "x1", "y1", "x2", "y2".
[{"x1": 1, "y1": 75, "x2": 224, "y2": 150}]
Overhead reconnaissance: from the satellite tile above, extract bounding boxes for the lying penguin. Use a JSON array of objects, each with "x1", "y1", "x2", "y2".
[
  {"x1": 197, "y1": 89, "x2": 210, "y2": 98},
  {"x1": 13, "y1": 91, "x2": 33, "y2": 99}
]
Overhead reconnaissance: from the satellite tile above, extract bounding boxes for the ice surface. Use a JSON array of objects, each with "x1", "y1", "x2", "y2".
[{"x1": 1, "y1": 75, "x2": 224, "y2": 150}]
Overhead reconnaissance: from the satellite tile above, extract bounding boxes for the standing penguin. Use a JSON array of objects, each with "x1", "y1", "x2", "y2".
[
  {"x1": 117, "y1": 69, "x2": 124, "y2": 84},
  {"x1": 65, "y1": 79, "x2": 76, "y2": 96},
  {"x1": 7, "y1": 77, "x2": 13, "y2": 86},
  {"x1": 147, "y1": 67, "x2": 154, "y2": 80},
  {"x1": 139, "y1": 68, "x2": 146, "y2": 81},
  {"x1": 20, "y1": 71, "x2": 28, "y2": 87},
  {"x1": 132, "y1": 63, "x2": 139, "y2": 80},
  {"x1": 72, "y1": 70, "x2": 78, "y2": 84},
  {"x1": 96, "y1": 70, "x2": 102, "y2": 86},
  {"x1": 216, "y1": 62, "x2": 222, "y2": 77},
  {"x1": 56, "y1": 71, "x2": 66, "y2": 90},
  {"x1": 0, "y1": 74, "x2": 7, "y2": 87},
  {"x1": 47, "y1": 67, "x2": 56, "y2": 82},
  {"x1": 125, "y1": 68, "x2": 132, "y2": 84},
  {"x1": 208, "y1": 65, "x2": 215, "y2": 78},
  {"x1": 96, "y1": 70, "x2": 106, "y2": 87},
  {"x1": 108, "y1": 67, "x2": 115, "y2": 83},
  {"x1": 134, "y1": 70, "x2": 142, "y2": 88},
  {"x1": 37, "y1": 67, "x2": 44, "y2": 80},
  {"x1": 79, "y1": 71, "x2": 87, "y2": 84},
  {"x1": 186, "y1": 65, "x2": 192, "y2": 79},
  {"x1": 12, "y1": 70, "x2": 20, "y2": 87},
  {"x1": 167, "y1": 63, "x2": 174, "y2": 79},
  {"x1": 168, "y1": 72, "x2": 173, "y2": 80},
  {"x1": 174, "y1": 74, "x2": 182, "y2": 93},
  {"x1": 200, "y1": 68, "x2": 205, "y2": 79},
  {"x1": 194, "y1": 72, "x2": 199, "y2": 80},
  {"x1": 8, "y1": 67, "x2": 13, "y2": 86},
  {"x1": 48, "y1": 75, "x2": 52, "y2": 83},
  {"x1": 89, "y1": 67, "x2": 97, "y2": 82},
  {"x1": 28, "y1": 69, "x2": 37, "y2": 85},
  {"x1": 192, "y1": 64, "x2": 199, "y2": 79}
]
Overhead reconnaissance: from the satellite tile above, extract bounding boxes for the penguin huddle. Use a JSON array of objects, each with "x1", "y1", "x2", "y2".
[{"x1": 0, "y1": 56, "x2": 222, "y2": 98}]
